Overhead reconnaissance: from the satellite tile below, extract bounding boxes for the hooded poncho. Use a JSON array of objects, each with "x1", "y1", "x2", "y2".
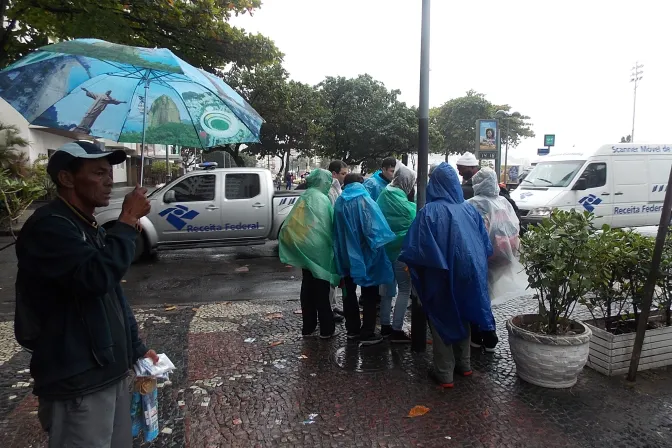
[
  {"x1": 333, "y1": 182, "x2": 395, "y2": 287},
  {"x1": 399, "y1": 163, "x2": 496, "y2": 344},
  {"x1": 468, "y1": 168, "x2": 528, "y2": 304},
  {"x1": 377, "y1": 166, "x2": 417, "y2": 262},
  {"x1": 279, "y1": 169, "x2": 339, "y2": 285}
]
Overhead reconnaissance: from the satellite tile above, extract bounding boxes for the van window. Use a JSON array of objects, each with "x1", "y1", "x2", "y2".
[
  {"x1": 523, "y1": 161, "x2": 583, "y2": 187},
  {"x1": 580, "y1": 163, "x2": 607, "y2": 189},
  {"x1": 225, "y1": 174, "x2": 261, "y2": 199},
  {"x1": 169, "y1": 174, "x2": 216, "y2": 202}
]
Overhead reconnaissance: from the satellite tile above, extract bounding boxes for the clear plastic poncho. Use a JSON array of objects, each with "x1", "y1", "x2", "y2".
[
  {"x1": 377, "y1": 166, "x2": 417, "y2": 262},
  {"x1": 279, "y1": 169, "x2": 340, "y2": 285},
  {"x1": 333, "y1": 182, "x2": 396, "y2": 287},
  {"x1": 468, "y1": 168, "x2": 529, "y2": 305}
]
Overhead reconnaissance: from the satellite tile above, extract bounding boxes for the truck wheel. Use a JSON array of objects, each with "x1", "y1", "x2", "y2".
[{"x1": 132, "y1": 231, "x2": 147, "y2": 263}]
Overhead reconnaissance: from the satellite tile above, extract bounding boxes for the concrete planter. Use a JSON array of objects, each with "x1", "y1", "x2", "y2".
[
  {"x1": 585, "y1": 317, "x2": 672, "y2": 376},
  {"x1": 507, "y1": 314, "x2": 592, "y2": 388}
]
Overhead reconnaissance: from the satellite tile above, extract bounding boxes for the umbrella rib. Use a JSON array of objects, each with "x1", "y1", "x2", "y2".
[
  {"x1": 117, "y1": 73, "x2": 148, "y2": 144},
  {"x1": 161, "y1": 81, "x2": 207, "y2": 150},
  {"x1": 165, "y1": 78, "x2": 261, "y2": 140}
]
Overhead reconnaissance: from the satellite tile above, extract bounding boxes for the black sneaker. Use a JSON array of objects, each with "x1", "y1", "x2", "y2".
[
  {"x1": 320, "y1": 330, "x2": 340, "y2": 340},
  {"x1": 347, "y1": 332, "x2": 360, "y2": 341},
  {"x1": 333, "y1": 313, "x2": 344, "y2": 323},
  {"x1": 302, "y1": 330, "x2": 318, "y2": 338},
  {"x1": 381, "y1": 325, "x2": 393, "y2": 338},
  {"x1": 359, "y1": 333, "x2": 383, "y2": 346},
  {"x1": 483, "y1": 331, "x2": 498, "y2": 353},
  {"x1": 333, "y1": 308, "x2": 345, "y2": 317},
  {"x1": 390, "y1": 330, "x2": 411, "y2": 344}
]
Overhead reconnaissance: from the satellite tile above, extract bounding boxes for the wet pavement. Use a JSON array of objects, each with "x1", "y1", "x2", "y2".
[{"x1": 0, "y1": 289, "x2": 671, "y2": 447}]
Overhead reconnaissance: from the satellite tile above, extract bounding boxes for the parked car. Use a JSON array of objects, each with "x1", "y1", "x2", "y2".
[
  {"x1": 510, "y1": 143, "x2": 672, "y2": 228},
  {"x1": 95, "y1": 165, "x2": 302, "y2": 262}
]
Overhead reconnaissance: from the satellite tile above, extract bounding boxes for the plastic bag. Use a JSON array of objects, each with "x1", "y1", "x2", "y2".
[
  {"x1": 279, "y1": 169, "x2": 340, "y2": 285},
  {"x1": 131, "y1": 377, "x2": 159, "y2": 442},
  {"x1": 488, "y1": 257, "x2": 529, "y2": 305},
  {"x1": 377, "y1": 167, "x2": 417, "y2": 262}
]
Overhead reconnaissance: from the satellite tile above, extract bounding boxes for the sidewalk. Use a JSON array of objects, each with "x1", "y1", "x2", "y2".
[{"x1": 0, "y1": 295, "x2": 671, "y2": 447}]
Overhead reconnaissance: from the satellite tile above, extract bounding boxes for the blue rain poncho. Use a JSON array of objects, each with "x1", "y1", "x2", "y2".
[
  {"x1": 279, "y1": 169, "x2": 340, "y2": 285},
  {"x1": 399, "y1": 163, "x2": 495, "y2": 344},
  {"x1": 333, "y1": 182, "x2": 396, "y2": 287},
  {"x1": 362, "y1": 170, "x2": 389, "y2": 201}
]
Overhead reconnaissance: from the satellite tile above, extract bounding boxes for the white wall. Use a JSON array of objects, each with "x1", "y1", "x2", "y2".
[
  {"x1": 113, "y1": 159, "x2": 128, "y2": 184},
  {"x1": 0, "y1": 98, "x2": 74, "y2": 162}
]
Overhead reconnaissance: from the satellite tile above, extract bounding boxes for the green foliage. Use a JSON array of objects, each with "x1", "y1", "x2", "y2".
[
  {"x1": 0, "y1": 1, "x2": 282, "y2": 71},
  {"x1": 0, "y1": 122, "x2": 30, "y2": 177},
  {"x1": 31, "y1": 154, "x2": 57, "y2": 200},
  {"x1": 658, "y1": 228, "x2": 672, "y2": 326},
  {"x1": 519, "y1": 209, "x2": 594, "y2": 335},
  {"x1": 433, "y1": 90, "x2": 535, "y2": 155},
  {"x1": 0, "y1": 169, "x2": 46, "y2": 240},
  {"x1": 119, "y1": 122, "x2": 202, "y2": 147}
]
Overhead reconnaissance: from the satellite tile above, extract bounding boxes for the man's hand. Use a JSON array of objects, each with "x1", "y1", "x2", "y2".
[
  {"x1": 144, "y1": 349, "x2": 160, "y2": 365},
  {"x1": 119, "y1": 185, "x2": 151, "y2": 227}
]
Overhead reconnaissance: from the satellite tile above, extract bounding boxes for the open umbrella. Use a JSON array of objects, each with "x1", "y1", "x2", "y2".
[{"x1": 0, "y1": 38, "x2": 263, "y2": 185}]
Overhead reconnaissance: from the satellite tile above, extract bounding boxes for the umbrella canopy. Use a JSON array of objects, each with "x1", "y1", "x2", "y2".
[{"x1": 0, "y1": 39, "x2": 263, "y2": 183}]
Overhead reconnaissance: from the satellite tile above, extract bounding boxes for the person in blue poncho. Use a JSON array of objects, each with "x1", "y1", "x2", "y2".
[
  {"x1": 399, "y1": 162, "x2": 496, "y2": 388},
  {"x1": 334, "y1": 173, "x2": 396, "y2": 346},
  {"x1": 363, "y1": 157, "x2": 396, "y2": 201}
]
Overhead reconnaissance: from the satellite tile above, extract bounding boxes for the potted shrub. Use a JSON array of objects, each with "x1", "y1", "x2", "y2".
[
  {"x1": 582, "y1": 228, "x2": 672, "y2": 376},
  {"x1": 509, "y1": 209, "x2": 593, "y2": 388}
]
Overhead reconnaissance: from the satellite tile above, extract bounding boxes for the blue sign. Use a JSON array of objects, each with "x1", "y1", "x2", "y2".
[
  {"x1": 538, "y1": 148, "x2": 550, "y2": 156},
  {"x1": 159, "y1": 205, "x2": 200, "y2": 230},
  {"x1": 578, "y1": 194, "x2": 602, "y2": 212}
]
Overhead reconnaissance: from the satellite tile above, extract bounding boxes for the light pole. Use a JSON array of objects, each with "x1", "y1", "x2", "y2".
[
  {"x1": 631, "y1": 62, "x2": 644, "y2": 142},
  {"x1": 495, "y1": 110, "x2": 521, "y2": 183},
  {"x1": 411, "y1": 0, "x2": 430, "y2": 353}
]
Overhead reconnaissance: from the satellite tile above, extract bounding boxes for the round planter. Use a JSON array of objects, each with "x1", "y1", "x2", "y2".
[{"x1": 506, "y1": 314, "x2": 592, "y2": 388}]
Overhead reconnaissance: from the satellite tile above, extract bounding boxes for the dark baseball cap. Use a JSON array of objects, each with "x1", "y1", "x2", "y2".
[{"x1": 47, "y1": 141, "x2": 127, "y2": 182}]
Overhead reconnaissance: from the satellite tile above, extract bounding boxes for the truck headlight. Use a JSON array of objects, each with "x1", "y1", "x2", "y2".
[{"x1": 529, "y1": 207, "x2": 553, "y2": 217}]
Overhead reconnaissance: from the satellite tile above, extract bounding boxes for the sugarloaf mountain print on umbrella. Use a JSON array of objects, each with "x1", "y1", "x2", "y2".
[{"x1": 0, "y1": 39, "x2": 263, "y2": 148}]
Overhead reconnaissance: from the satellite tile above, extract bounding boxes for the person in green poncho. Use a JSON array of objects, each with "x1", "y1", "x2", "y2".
[
  {"x1": 279, "y1": 169, "x2": 340, "y2": 339},
  {"x1": 376, "y1": 166, "x2": 417, "y2": 342}
]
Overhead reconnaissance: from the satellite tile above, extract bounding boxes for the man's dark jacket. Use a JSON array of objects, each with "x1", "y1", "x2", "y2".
[{"x1": 15, "y1": 198, "x2": 147, "y2": 399}]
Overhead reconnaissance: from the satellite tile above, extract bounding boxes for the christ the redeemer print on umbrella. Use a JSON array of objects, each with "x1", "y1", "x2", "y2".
[{"x1": 0, "y1": 38, "x2": 264, "y2": 184}]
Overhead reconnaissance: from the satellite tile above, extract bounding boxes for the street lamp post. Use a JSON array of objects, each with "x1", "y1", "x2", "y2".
[
  {"x1": 411, "y1": 0, "x2": 431, "y2": 353},
  {"x1": 631, "y1": 62, "x2": 644, "y2": 142},
  {"x1": 495, "y1": 110, "x2": 521, "y2": 183}
]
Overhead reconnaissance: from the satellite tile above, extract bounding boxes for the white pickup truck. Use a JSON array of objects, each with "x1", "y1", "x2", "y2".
[{"x1": 95, "y1": 166, "x2": 301, "y2": 261}]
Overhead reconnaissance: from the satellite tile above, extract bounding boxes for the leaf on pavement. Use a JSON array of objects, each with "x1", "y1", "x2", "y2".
[
  {"x1": 408, "y1": 405, "x2": 430, "y2": 418},
  {"x1": 165, "y1": 306, "x2": 177, "y2": 311},
  {"x1": 269, "y1": 341, "x2": 283, "y2": 347},
  {"x1": 293, "y1": 309, "x2": 302, "y2": 314},
  {"x1": 265, "y1": 312, "x2": 284, "y2": 319},
  {"x1": 233, "y1": 418, "x2": 242, "y2": 425}
]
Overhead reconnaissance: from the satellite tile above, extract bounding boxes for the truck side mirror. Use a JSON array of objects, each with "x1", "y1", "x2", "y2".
[
  {"x1": 164, "y1": 190, "x2": 176, "y2": 203},
  {"x1": 573, "y1": 178, "x2": 587, "y2": 191}
]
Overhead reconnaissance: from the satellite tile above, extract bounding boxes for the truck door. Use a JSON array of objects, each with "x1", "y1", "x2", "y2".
[
  {"x1": 574, "y1": 160, "x2": 613, "y2": 227},
  {"x1": 154, "y1": 173, "x2": 224, "y2": 242},
  {"x1": 220, "y1": 172, "x2": 272, "y2": 239}
]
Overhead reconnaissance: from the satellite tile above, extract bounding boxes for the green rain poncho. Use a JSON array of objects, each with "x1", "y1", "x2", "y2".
[
  {"x1": 279, "y1": 169, "x2": 340, "y2": 285},
  {"x1": 377, "y1": 166, "x2": 417, "y2": 262}
]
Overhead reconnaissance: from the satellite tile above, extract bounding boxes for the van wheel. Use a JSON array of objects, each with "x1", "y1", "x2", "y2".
[{"x1": 132, "y1": 231, "x2": 147, "y2": 263}]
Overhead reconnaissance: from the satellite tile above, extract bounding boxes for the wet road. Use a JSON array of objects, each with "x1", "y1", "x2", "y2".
[{"x1": 0, "y1": 237, "x2": 302, "y2": 315}]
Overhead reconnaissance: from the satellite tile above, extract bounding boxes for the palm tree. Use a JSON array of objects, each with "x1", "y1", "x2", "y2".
[{"x1": 0, "y1": 122, "x2": 30, "y2": 176}]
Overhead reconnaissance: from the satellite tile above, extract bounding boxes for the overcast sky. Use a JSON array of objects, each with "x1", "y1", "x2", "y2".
[{"x1": 231, "y1": 0, "x2": 671, "y2": 163}]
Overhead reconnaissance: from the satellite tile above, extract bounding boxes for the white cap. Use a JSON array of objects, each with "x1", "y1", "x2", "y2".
[{"x1": 456, "y1": 152, "x2": 479, "y2": 167}]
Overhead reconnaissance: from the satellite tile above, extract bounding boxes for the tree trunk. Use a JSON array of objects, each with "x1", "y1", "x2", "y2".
[{"x1": 284, "y1": 148, "x2": 291, "y2": 177}]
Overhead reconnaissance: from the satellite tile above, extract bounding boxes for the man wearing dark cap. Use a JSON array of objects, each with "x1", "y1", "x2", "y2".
[{"x1": 15, "y1": 141, "x2": 158, "y2": 447}]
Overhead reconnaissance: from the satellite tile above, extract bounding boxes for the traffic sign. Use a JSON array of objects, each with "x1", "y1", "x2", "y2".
[
  {"x1": 544, "y1": 134, "x2": 555, "y2": 147},
  {"x1": 477, "y1": 151, "x2": 497, "y2": 160},
  {"x1": 538, "y1": 148, "x2": 550, "y2": 156}
]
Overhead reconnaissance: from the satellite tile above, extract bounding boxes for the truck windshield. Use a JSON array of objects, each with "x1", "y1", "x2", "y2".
[{"x1": 523, "y1": 160, "x2": 584, "y2": 187}]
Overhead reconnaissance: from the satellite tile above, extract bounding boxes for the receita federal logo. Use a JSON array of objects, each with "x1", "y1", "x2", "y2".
[
  {"x1": 159, "y1": 205, "x2": 200, "y2": 230},
  {"x1": 578, "y1": 194, "x2": 602, "y2": 212}
]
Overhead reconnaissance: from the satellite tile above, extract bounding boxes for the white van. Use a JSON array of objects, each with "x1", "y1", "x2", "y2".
[{"x1": 510, "y1": 144, "x2": 672, "y2": 228}]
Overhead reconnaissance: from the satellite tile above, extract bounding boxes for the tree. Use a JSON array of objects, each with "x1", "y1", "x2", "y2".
[
  {"x1": 224, "y1": 64, "x2": 322, "y2": 175},
  {"x1": 0, "y1": 1, "x2": 282, "y2": 71},
  {"x1": 180, "y1": 147, "x2": 202, "y2": 171},
  {"x1": 313, "y1": 74, "x2": 418, "y2": 168},
  {"x1": 434, "y1": 90, "x2": 534, "y2": 155},
  {"x1": 0, "y1": 122, "x2": 30, "y2": 177},
  {"x1": 621, "y1": 135, "x2": 632, "y2": 143}
]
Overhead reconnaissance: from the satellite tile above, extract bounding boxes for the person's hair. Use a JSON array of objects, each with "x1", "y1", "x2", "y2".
[
  {"x1": 381, "y1": 157, "x2": 396, "y2": 170},
  {"x1": 328, "y1": 160, "x2": 347, "y2": 173},
  {"x1": 51, "y1": 156, "x2": 86, "y2": 187},
  {"x1": 344, "y1": 173, "x2": 364, "y2": 186}
]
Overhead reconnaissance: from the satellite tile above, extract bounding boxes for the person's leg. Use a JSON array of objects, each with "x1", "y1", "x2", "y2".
[
  {"x1": 390, "y1": 261, "x2": 412, "y2": 342},
  {"x1": 453, "y1": 322, "x2": 473, "y2": 375},
  {"x1": 315, "y1": 277, "x2": 336, "y2": 338},
  {"x1": 342, "y1": 276, "x2": 361, "y2": 338},
  {"x1": 482, "y1": 330, "x2": 499, "y2": 353},
  {"x1": 300, "y1": 269, "x2": 318, "y2": 336},
  {"x1": 39, "y1": 378, "x2": 125, "y2": 448},
  {"x1": 429, "y1": 321, "x2": 456, "y2": 387},
  {"x1": 359, "y1": 285, "x2": 382, "y2": 345},
  {"x1": 379, "y1": 280, "x2": 396, "y2": 337},
  {"x1": 110, "y1": 376, "x2": 132, "y2": 447},
  {"x1": 329, "y1": 286, "x2": 344, "y2": 321},
  {"x1": 470, "y1": 322, "x2": 483, "y2": 349}
]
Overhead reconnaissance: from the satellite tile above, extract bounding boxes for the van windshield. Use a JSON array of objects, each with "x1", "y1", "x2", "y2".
[{"x1": 522, "y1": 160, "x2": 584, "y2": 187}]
